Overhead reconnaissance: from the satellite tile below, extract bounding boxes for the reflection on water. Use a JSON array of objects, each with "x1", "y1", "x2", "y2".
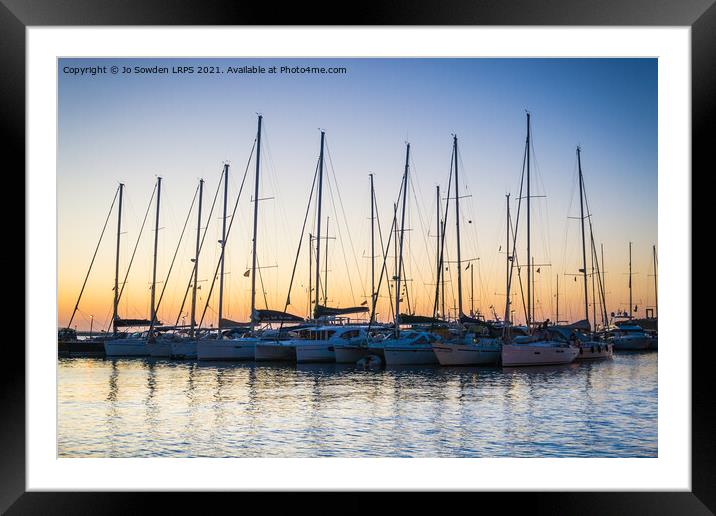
[{"x1": 58, "y1": 353, "x2": 657, "y2": 458}]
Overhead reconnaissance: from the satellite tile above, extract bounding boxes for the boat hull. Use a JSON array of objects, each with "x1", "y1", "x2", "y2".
[
  {"x1": 197, "y1": 339, "x2": 256, "y2": 361},
  {"x1": 432, "y1": 341, "x2": 501, "y2": 366},
  {"x1": 104, "y1": 338, "x2": 149, "y2": 357},
  {"x1": 574, "y1": 342, "x2": 613, "y2": 360},
  {"x1": 147, "y1": 340, "x2": 172, "y2": 358},
  {"x1": 58, "y1": 339, "x2": 105, "y2": 358},
  {"x1": 254, "y1": 342, "x2": 296, "y2": 362},
  {"x1": 295, "y1": 343, "x2": 335, "y2": 363},
  {"x1": 171, "y1": 340, "x2": 198, "y2": 359},
  {"x1": 501, "y1": 343, "x2": 578, "y2": 367},
  {"x1": 334, "y1": 345, "x2": 370, "y2": 364},
  {"x1": 384, "y1": 346, "x2": 438, "y2": 366},
  {"x1": 611, "y1": 337, "x2": 651, "y2": 351}
]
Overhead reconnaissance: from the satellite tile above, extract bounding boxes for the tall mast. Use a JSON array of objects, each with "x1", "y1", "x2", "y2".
[
  {"x1": 190, "y1": 179, "x2": 204, "y2": 337},
  {"x1": 504, "y1": 193, "x2": 511, "y2": 326},
  {"x1": 577, "y1": 146, "x2": 589, "y2": 326},
  {"x1": 602, "y1": 243, "x2": 607, "y2": 323},
  {"x1": 217, "y1": 163, "x2": 229, "y2": 331},
  {"x1": 250, "y1": 114, "x2": 263, "y2": 331},
  {"x1": 324, "y1": 217, "x2": 330, "y2": 305},
  {"x1": 435, "y1": 185, "x2": 441, "y2": 318},
  {"x1": 653, "y1": 244, "x2": 658, "y2": 318},
  {"x1": 149, "y1": 176, "x2": 162, "y2": 328},
  {"x1": 453, "y1": 135, "x2": 464, "y2": 317},
  {"x1": 112, "y1": 183, "x2": 124, "y2": 335},
  {"x1": 370, "y1": 174, "x2": 376, "y2": 321},
  {"x1": 395, "y1": 142, "x2": 410, "y2": 337},
  {"x1": 628, "y1": 241, "x2": 633, "y2": 319},
  {"x1": 313, "y1": 131, "x2": 325, "y2": 318},
  {"x1": 556, "y1": 275, "x2": 559, "y2": 324},
  {"x1": 308, "y1": 233, "x2": 312, "y2": 318},
  {"x1": 470, "y1": 263, "x2": 475, "y2": 316},
  {"x1": 591, "y1": 239, "x2": 597, "y2": 329},
  {"x1": 526, "y1": 113, "x2": 532, "y2": 330}
]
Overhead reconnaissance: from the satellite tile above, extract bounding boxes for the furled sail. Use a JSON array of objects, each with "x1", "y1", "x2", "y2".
[
  {"x1": 398, "y1": 313, "x2": 445, "y2": 325},
  {"x1": 114, "y1": 318, "x2": 154, "y2": 328},
  {"x1": 563, "y1": 319, "x2": 591, "y2": 332},
  {"x1": 314, "y1": 304, "x2": 369, "y2": 317},
  {"x1": 219, "y1": 318, "x2": 250, "y2": 328},
  {"x1": 252, "y1": 309, "x2": 304, "y2": 323}
]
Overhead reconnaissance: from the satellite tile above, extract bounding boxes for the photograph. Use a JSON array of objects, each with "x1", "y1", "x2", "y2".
[{"x1": 56, "y1": 56, "x2": 659, "y2": 459}]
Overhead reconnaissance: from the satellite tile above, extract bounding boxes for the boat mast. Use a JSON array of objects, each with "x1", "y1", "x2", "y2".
[
  {"x1": 453, "y1": 135, "x2": 464, "y2": 318},
  {"x1": 628, "y1": 241, "x2": 633, "y2": 319},
  {"x1": 308, "y1": 233, "x2": 312, "y2": 318},
  {"x1": 602, "y1": 243, "x2": 607, "y2": 324},
  {"x1": 653, "y1": 244, "x2": 658, "y2": 318},
  {"x1": 504, "y1": 193, "x2": 511, "y2": 326},
  {"x1": 313, "y1": 131, "x2": 325, "y2": 319},
  {"x1": 149, "y1": 176, "x2": 162, "y2": 330},
  {"x1": 395, "y1": 143, "x2": 410, "y2": 337},
  {"x1": 577, "y1": 146, "x2": 589, "y2": 326},
  {"x1": 525, "y1": 113, "x2": 532, "y2": 331},
  {"x1": 324, "y1": 216, "x2": 330, "y2": 305},
  {"x1": 435, "y1": 185, "x2": 441, "y2": 318},
  {"x1": 112, "y1": 183, "x2": 124, "y2": 335},
  {"x1": 470, "y1": 263, "x2": 474, "y2": 316},
  {"x1": 190, "y1": 179, "x2": 204, "y2": 337},
  {"x1": 556, "y1": 275, "x2": 559, "y2": 325},
  {"x1": 218, "y1": 163, "x2": 229, "y2": 331},
  {"x1": 250, "y1": 115, "x2": 263, "y2": 331},
  {"x1": 370, "y1": 174, "x2": 376, "y2": 322}
]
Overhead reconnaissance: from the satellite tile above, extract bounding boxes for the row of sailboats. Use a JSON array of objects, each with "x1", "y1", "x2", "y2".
[{"x1": 63, "y1": 112, "x2": 653, "y2": 365}]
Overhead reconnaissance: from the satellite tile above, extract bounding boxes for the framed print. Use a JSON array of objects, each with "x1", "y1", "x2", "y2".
[{"x1": 5, "y1": 0, "x2": 710, "y2": 513}]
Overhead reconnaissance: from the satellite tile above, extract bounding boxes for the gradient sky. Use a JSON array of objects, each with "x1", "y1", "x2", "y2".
[{"x1": 58, "y1": 58, "x2": 657, "y2": 330}]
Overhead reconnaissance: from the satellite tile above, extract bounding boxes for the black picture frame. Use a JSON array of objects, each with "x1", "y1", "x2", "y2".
[{"x1": 5, "y1": 1, "x2": 708, "y2": 513}]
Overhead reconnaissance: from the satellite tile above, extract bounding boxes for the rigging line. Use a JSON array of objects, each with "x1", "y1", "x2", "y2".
[
  {"x1": 154, "y1": 182, "x2": 199, "y2": 323},
  {"x1": 173, "y1": 169, "x2": 224, "y2": 326},
  {"x1": 68, "y1": 186, "x2": 119, "y2": 329},
  {"x1": 199, "y1": 140, "x2": 257, "y2": 328},
  {"x1": 433, "y1": 146, "x2": 455, "y2": 318},
  {"x1": 408, "y1": 168, "x2": 436, "y2": 306},
  {"x1": 369, "y1": 177, "x2": 403, "y2": 327},
  {"x1": 280, "y1": 156, "x2": 320, "y2": 323},
  {"x1": 371, "y1": 185, "x2": 395, "y2": 323},
  {"x1": 324, "y1": 139, "x2": 365, "y2": 301},
  {"x1": 105, "y1": 181, "x2": 157, "y2": 333},
  {"x1": 324, "y1": 153, "x2": 357, "y2": 306},
  {"x1": 505, "y1": 140, "x2": 529, "y2": 330}
]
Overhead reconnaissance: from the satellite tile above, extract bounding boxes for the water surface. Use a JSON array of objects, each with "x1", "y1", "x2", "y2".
[{"x1": 58, "y1": 353, "x2": 657, "y2": 457}]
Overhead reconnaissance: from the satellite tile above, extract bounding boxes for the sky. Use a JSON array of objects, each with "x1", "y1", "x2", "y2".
[{"x1": 57, "y1": 58, "x2": 658, "y2": 331}]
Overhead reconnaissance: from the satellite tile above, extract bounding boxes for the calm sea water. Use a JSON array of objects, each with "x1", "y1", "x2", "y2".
[{"x1": 58, "y1": 353, "x2": 657, "y2": 458}]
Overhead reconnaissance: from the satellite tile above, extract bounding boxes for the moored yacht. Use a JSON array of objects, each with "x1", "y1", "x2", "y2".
[
  {"x1": 293, "y1": 325, "x2": 368, "y2": 363},
  {"x1": 501, "y1": 330, "x2": 580, "y2": 367},
  {"x1": 432, "y1": 331, "x2": 501, "y2": 366},
  {"x1": 104, "y1": 331, "x2": 150, "y2": 357},
  {"x1": 383, "y1": 330, "x2": 441, "y2": 366},
  {"x1": 609, "y1": 323, "x2": 653, "y2": 350}
]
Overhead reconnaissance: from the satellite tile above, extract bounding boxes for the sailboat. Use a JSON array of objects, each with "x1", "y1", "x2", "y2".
[
  {"x1": 565, "y1": 146, "x2": 613, "y2": 361},
  {"x1": 501, "y1": 113, "x2": 579, "y2": 367},
  {"x1": 374, "y1": 143, "x2": 441, "y2": 366},
  {"x1": 431, "y1": 135, "x2": 501, "y2": 366},
  {"x1": 104, "y1": 178, "x2": 162, "y2": 357},
  {"x1": 198, "y1": 116, "x2": 270, "y2": 360},
  {"x1": 292, "y1": 131, "x2": 369, "y2": 363},
  {"x1": 608, "y1": 243, "x2": 655, "y2": 351}
]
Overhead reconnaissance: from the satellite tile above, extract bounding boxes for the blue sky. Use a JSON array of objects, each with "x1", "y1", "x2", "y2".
[{"x1": 58, "y1": 58, "x2": 657, "y2": 328}]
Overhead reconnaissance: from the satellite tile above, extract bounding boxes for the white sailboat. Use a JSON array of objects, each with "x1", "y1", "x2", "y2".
[
  {"x1": 501, "y1": 113, "x2": 579, "y2": 367},
  {"x1": 105, "y1": 178, "x2": 163, "y2": 357},
  {"x1": 429, "y1": 135, "x2": 502, "y2": 366},
  {"x1": 198, "y1": 116, "x2": 275, "y2": 360},
  {"x1": 567, "y1": 146, "x2": 613, "y2": 361}
]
